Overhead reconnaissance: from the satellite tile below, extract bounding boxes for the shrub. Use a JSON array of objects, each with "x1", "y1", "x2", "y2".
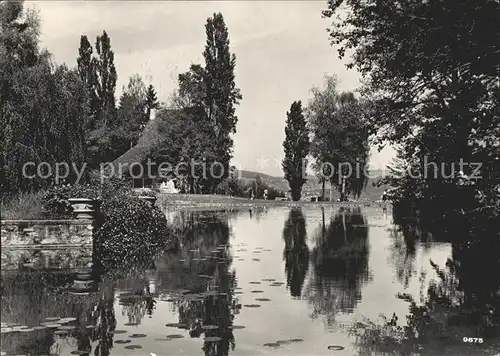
[
  {"x1": 94, "y1": 188, "x2": 175, "y2": 269},
  {"x1": 41, "y1": 177, "x2": 176, "y2": 270}
]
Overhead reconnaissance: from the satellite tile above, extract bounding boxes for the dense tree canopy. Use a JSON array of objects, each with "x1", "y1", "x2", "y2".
[{"x1": 306, "y1": 75, "x2": 370, "y2": 201}]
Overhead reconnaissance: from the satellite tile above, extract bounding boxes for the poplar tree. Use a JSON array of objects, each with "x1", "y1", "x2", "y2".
[{"x1": 282, "y1": 101, "x2": 310, "y2": 201}]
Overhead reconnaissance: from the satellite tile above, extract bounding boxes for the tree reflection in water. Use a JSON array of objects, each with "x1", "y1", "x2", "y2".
[
  {"x1": 387, "y1": 226, "x2": 417, "y2": 290},
  {"x1": 163, "y1": 211, "x2": 240, "y2": 356},
  {"x1": 282, "y1": 208, "x2": 310, "y2": 297},
  {"x1": 305, "y1": 207, "x2": 370, "y2": 326},
  {"x1": 0, "y1": 268, "x2": 118, "y2": 356}
]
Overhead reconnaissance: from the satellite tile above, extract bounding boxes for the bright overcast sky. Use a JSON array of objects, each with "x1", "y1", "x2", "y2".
[{"x1": 28, "y1": 0, "x2": 395, "y2": 176}]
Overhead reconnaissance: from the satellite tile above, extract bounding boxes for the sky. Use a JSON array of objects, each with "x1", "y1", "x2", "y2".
[{"x1": 28, "y1": 0, "x2": 395, "y2": 177}]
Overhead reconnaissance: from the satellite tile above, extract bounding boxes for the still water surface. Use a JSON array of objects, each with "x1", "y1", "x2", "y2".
[{"x1": 1, "y1": 206, "x2": 492, "y2": 355}]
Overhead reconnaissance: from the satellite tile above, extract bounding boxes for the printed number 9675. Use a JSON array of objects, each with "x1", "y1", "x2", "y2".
[{"x1": 463, "y1": 337, "x2": 483, "y2": 343}]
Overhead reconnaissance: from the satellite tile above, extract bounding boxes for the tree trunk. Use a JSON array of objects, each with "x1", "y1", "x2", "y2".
[
  {"x1": 342, "y1": 209, "x2": 347, "y2": 243},
  {"x1": 321, "y1": 207, "x2": 326, "y2": 239},
  {"x1": 341, "y1": 176, "x2": 346, "y2": 202},
  {"x1": 321, "y1": 179, "x2": 325, "y2": 200}
]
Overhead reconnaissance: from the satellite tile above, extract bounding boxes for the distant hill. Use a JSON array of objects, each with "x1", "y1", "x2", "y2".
[{"x1": 236, "y1": 169, "x2": 390, "y2": 201}]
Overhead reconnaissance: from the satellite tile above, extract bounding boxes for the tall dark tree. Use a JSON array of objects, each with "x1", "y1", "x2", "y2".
[
  {"x1": 282, "y1": 101, "x2": 310, "y2": 201},
  {"x1": 202, "y1": 13, "x2": 242, "y2": 191},
  {"x1": 171, "y1": 13, "x2": 241, "y2": 193},
  {"x1": 145, "y1": 84, "x2": 159, "y2": 114},
  {"x1": 77, "y1": 31, "x2": 120, "y2": 166},
  {"x1": 76, "y1": 35, "x2": 98, "y2": 130},
  {"x1": 282, "y1": 208, "x2": 310, "y2": 298},
  {"x1": 94, "y1": 30, "x2": 117, "y2": 127}
]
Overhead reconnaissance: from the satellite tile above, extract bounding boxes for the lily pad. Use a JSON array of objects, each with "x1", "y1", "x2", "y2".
[
  {"x1": 205, "y1": 336, "x2": 222, "y2": 342},
  {"x1": 44, "y1": 317, "x2": 61, "y2": 321},
  {"x1": 251, "y1": 290, "x2": 264, "y2": 293},
  {"x1": 327, "y1": 345, "x2": 345, "y2": 351},
  {"x1": 20, "y1": 327, "x2": 35, "y2": 332},
  {"x1": 124, "y1": 345, "x2": 142, "y2": 350},
  {"x1": 58, "y1": 325, "x2": 76, "y2": 331},
  {"x1": 71, "y1": 351, "x2": 91, "y2": 355},
  {"x1": 129, "y1": 333, "x2": 147, "y2": 338},
  {"x1": 43, "y1": 323, "x2": 62, "y2": 328},
  {"x1": 198, "y1": 274, "x2": 212, "y2": 279},
  {"x1": 112, "y1": 330, "x2": 127, "y2": 334},
  {"x1": 249, "y1": 282, "x2": 261, "y2": 284},
  {"x1": 252, "y1": 258, "x2": 261, "y2": 261},
  {"x1": 59, "y1": 317, "x2": 77, "y2": 323},
  {"x1": 154, "y1": 338, "x2": 172, "y2": 341},
  {"x1": 261, "y1": 278, "x2": 276, "y2": 282},
  {"x1": 115, "y1": 340, "x2": 131, "y2": 344},
  {"x1": 255, "y1": 298, "x2": 271, "y2": 302},
  {"x1": 263, "y1": 342, "x2": 281, "y2": 348},
  {"x1": 202, "y1": 325, "x2": 219, "y2": 330},
  {"x1": 243, "y1": 304, "x2": 261, "y2": 308},
  {"x1": 124, "y1": 323, "x2": 139, "y2": 326},
  {"x1": 228, "y1": 325, "x2": 246, "y2": 330},
  {"x1": 54, "y1": 330, "x2": 68, "y2": 336},
  {"x1": 166, "y1": 334, "x2": 184, "y2": 339}
]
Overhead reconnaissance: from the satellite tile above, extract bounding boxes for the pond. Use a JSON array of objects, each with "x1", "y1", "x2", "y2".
[{"x1": 1, "y1": 206, "x2": 499, "y2": 355}]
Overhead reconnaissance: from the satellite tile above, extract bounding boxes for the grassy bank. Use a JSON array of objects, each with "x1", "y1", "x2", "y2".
[
  {"x1": 0, "y1": 191, "x2": 46, "y2": 220},
  {"x1": 1, "y1": 190, "x2": 387, "y2": 220},
  {"x1": 157, "y1": 193, "x2": 385, "y2": 211}
]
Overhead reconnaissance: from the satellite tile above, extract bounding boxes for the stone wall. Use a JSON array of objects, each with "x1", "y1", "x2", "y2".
[
  {"x1": 1, "y1": 220, "x2": 94, "y2": 271},
  {"x1": 1, "y1": 247, "x2": 93, "y2": 271},
  {"x1": 1, "y1": 220, "x2": 93, "y2": 247}
]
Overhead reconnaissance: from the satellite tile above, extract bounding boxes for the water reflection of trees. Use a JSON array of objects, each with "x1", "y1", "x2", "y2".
[
  {"x1": 387, "y1": 227, "x2": 417, "y2": 289},
  {"x1": 159, "y1": 211, "x2": 240, "y2": 356},
  {"x1": 247, "y1": 206, "x2": 268, "y2": 222},
  {"x1": 0, "y1": 270, "x2": 118, "y2": 356},
  {"x1": 305, "y1": 207, "x2": 370, "y2": 326},
  {"x1": 282, "y1": 208, "x2": 309, "y2": 297},
  {"x1": 352, "y1": 212, "x2": 500, "y2": 355}
]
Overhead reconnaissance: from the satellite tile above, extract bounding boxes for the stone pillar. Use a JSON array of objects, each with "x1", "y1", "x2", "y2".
[{"x1": 68, "y1": 198, "x2": 97, "y2": 220}]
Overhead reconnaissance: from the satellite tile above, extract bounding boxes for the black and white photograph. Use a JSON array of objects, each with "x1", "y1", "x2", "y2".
[{"x1": 1, "y1": 0, "x2": 499, "y2": 355}]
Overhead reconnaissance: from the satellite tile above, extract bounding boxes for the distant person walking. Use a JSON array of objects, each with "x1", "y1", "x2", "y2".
[
  {"x1": 263, "y1": 189, "x2": 268, "y2": 200},
  {"x1": 382, "y1": 190, "x2": 388, "y2": 210}
]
